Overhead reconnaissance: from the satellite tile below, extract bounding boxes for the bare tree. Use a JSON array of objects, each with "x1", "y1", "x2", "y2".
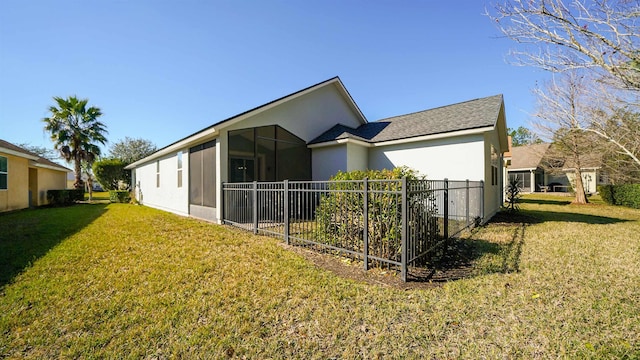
[
  {"x1": 489, "y1": 0, "x2": 640, "y2": 90},
  {"x1": 489, "y1": 0, "x2": 640, "y2": 167},
  {"x1": 596, "y1": 107, "x2": 640, "y2": 183},
  {"x1": 585, "y1": 84, "x2": 640, "y2": 166},
  {"x1": 533, "y1": 71, "x2": 596, "y2": 203}
]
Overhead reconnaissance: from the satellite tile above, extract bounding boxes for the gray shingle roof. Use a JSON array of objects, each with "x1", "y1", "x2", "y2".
[
  {"x1": 309, "y1": 94, "x2": 504, "y2": 145},
  {"x1": 509, "y1": 143, "x2": 551, "y2": 170}
]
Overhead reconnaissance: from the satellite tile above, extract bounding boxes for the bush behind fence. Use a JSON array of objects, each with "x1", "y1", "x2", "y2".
[{"x1": 222, "y1": 178, "x2": 483, "y2": 281}]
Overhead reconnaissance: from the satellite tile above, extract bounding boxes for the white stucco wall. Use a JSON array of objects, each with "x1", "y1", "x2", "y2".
[
  {"x1": 222, "y1": 83, "x2": 363, "y2": 144},
  {"x1": 346, "y1": 143, "x2": 368, "y2": 172},
  {"x1": 311, "y1": 145, "x2": 348, "y2": 180},
  {"x1": 133, "y1": 149, "x2": 189, "y2": 216},
  {"x1": 483, "y1": 130, "x2": 504, "y2": 219},
  {"x1": 368, "y1": 134, "x2": 485, "y2": 180}
]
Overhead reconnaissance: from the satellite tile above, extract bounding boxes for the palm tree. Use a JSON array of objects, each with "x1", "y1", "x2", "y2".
[{"x1": 43, "y1": 96, "x2": 108, "y2": 189}]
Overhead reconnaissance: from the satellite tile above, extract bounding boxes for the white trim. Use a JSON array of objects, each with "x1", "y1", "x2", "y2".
[
  {"x1": 125, "y1": 128, "x2": 218, "y2": 169},
  {"x1": 310, "y1": 126, "x2": 495, "y2": 149},
  {"x1": 507, "y1": 167, "x2": 537, "y2": 172},
  {"x1": 214, "y1": 78, "x2": 366, "y2": 132},
  {"x1": 373, "y1": 126, "x2": 495, "y2": 147},
  {"x1": 562, "y1": 167, "x2": 599, "y2": 171},
  {"x1": 308, "y1": 137, "x2": 371, "y2": 149},
  {"x1": 0, "y1": 147, "x2": 39, "y2": 161},
  {"x1": 31, "y1": 162, "x2": 70, "y2": 172}
]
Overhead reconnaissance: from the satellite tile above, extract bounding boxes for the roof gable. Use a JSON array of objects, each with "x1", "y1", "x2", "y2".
[{"x1": 127, "y1": 76, "x2": 367, "y2": 169}]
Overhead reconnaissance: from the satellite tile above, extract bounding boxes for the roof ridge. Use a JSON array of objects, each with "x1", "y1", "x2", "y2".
[{"x1": 376, "y1": 94, "x2": 503, "y2": 122}]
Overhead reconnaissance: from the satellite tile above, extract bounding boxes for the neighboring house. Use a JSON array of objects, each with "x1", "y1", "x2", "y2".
[
  {"x1": 0, "y1": 139, "x2": 71, "y2": 212},
  {"x1": 507, "y1": 143, "x2": 556, "y2": 193},
  {"x1": 506, "y1": 142, "x2": 606, "y2": 193},
  {"x1": 561, "y1": 153, "x2": 607, "y2": 194},
  {"x1": 67, "y1": 172, "x2": 104, "y2": 191},
  {"x1": 126, "y1": 77, "x2": 508, "y2": 223}
]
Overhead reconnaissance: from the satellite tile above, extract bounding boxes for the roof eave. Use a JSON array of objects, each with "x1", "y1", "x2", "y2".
[
  {"x1": 0, "y1": 147, "x2": 39, "y2": 161},
  {"x1": 562, "y1": 167, "x2": 600, "y2": 171},
  {"x1": 127, "y1": 77, "x2": 367, "y2": 169},
  {"x1": 125, "y1": 127, "x2": 219, "y2": 169},
  {"x1": 30, "y1": 161, "x2": 71, "y2": 172},
  {"x1": 308, "y1": 138, "x2": 372, "y2": 149},
  {"x1": 372, "y1": 126, "x2": 494, "y2": 147},
  {"x1": 507, "y1": 167, "x2": 539, "y2": 172}
]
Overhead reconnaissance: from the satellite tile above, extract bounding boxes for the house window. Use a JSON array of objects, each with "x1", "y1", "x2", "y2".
[
  {"x1": 177, "y1": 152, "x2": 183, "y2": 188},
  {"x1": 0, "y1": 156, "x2": 7, "y2": 190},
  {"x1": 491, "y1": 145, "x2": 499, "y2": 186},
  {"x1": 156, "y1": 160, "x2": 160, "y2": 187},
  {"x1": 509, "y1": 171, "x2": 531, "y2": 190},
  {"x1": 228, "y1": 125, "x2": 311, "y2": 182}
]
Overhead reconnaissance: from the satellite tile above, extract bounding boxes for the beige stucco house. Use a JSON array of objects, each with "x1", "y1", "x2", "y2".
[{"x1": 0, "y1": 139, "x2": 71, "y2": 212}]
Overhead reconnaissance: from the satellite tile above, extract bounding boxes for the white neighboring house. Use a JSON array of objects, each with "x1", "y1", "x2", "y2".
[
  {"x1": 506, "y1": 142, "x2": 607, "y2": 194},
  {"x1": 126, "y1": 77, "x2": 508, "y2": 223}
]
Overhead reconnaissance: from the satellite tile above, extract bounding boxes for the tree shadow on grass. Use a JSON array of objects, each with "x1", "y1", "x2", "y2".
[
  {"x1": 520, "y1": 198, "x2": 572, "y2": 206},
  {"x1": 408, "y1": 225, "x2": 526, "y2": 283},
  {"x1": 0, "y1": 203, "x2": 108, "y2": 288},
  {"x1": 522, "y1": 210, "x2": 629, "y2": 224},
  {"x1": 408, "y1": 212, "x2": 536, "y2": 283},
  {"x1": 408, "y1": 207, "x2": 629, "y2": 283}
]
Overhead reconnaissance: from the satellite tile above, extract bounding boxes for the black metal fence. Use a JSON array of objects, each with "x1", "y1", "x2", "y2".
[{"x1": 222, "y1": 178, "x2": 484, "y2": 281}]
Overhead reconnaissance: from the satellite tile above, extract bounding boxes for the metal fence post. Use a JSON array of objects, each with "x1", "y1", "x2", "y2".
[
  {"x1": 443, "y1": 178, "x2": 449, "y2": 241},
  {"x1": 253, "y1": 181, "x2": 258, "y2": 234},
  {"x1": 466, "y1": 179, "x2": 470, "y2": 227},
  {"x1": 401, "y1": 176, "x2": 408, "y2": 282},
  {"x1": 363, "y1": 177, "x2": 369, "y2": 271},
  {"x1": 283, "y1": 180, "x2": 289, "y2": 245},
  {"x1": 480, "y1": 180, "x2": 485, "y2": 223},
  {"x1": 221, "y1": 182, "x2": 225, "y2": 224}
]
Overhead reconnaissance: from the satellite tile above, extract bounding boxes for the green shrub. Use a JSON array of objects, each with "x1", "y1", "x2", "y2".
[
  {"x1": 314, "y1": 167, "x2": 439, "y2": 263},
  {"x1": 597, "y1": 185, "x2": 615, "y2": 205},
  {"x1": 46, "y1": 189, "x2": 84, "y2": 206},
  {"x1": 598, "y1": 184, "x2": 640, "y2": 209},
  {"x1": 93, "y1": 159, "x2": 130, "y2": 191},
  {"x1": 109, "y1": 190, "x2": 131, "y2": 203},
  {"x1": 613, "y1": 184, "x2": 640, "y2": 209}
]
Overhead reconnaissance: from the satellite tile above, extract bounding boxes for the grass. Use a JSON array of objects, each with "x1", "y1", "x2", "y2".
[
  {"x1": 1, "y1": 195, "x2": 639, "y2": 358},
  {"x1": 84, "y1": 191, "x2": 110, "y2": 201}
]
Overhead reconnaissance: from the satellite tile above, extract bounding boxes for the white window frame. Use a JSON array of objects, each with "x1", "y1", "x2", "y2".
[{"x1": 0, "y1": 155, "x2": 7, "y2": 190}]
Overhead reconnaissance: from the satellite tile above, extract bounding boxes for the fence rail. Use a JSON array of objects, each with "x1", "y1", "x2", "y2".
[{"x1": 222, "y1": 178, "x2": 483, "y2": 281}]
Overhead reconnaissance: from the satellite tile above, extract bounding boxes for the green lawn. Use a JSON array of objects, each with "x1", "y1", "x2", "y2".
[
  {"x1": 1, "y1": 195, "x2": 639, "y2": 358},
  {"x1": 84, "y1": 191, "x2": 110, "y2": 201}
]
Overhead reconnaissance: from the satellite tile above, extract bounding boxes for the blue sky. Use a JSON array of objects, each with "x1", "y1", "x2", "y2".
[{"x1": 0, "y1": 1, "x2": 547, "y2": 158}]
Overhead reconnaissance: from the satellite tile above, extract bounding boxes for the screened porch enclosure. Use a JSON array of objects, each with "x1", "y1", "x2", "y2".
[
  {"x1": 189, "y1": 140, "x2": 217, "y2": 221},
  {"x1": 228, "y1": 125, "x2": 311, "y2": 183}
]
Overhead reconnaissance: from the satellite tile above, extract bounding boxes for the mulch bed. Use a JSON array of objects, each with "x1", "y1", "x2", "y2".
[{"x1": 279, "y1": 238, "x2": 479, "y2": 290}]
